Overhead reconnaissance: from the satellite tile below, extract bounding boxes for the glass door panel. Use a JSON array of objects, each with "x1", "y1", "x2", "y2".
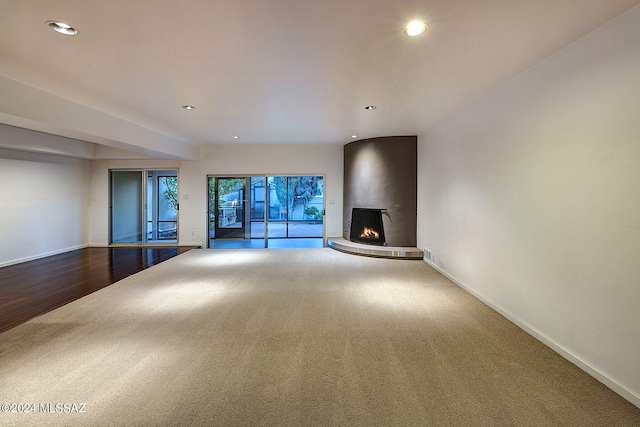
[
  {"x1": 208, "y1": 177, "x2": 215, "y2": 240},
  {"x1": 147, "y1": 176, "x2": 153, "y2": 239},
  {"x1": 268, "y1": 176, "x2": 323, "y2": 238},
  {"x1": 267, "y1": 176, "x2": 287, "y2": 238},
  {"x1": 157, "y1": 176, "x2": 178, "y2": 240},
  {"x1": 250, "y1": 176, "x2": 266, "y2": 239},
  {"x1": 215, "y1": 177, "x2": 245, "y2": 239},
  {"x1": 111, "y1": 171, "x2": 144, "y2": 243},
  {"x1": 296, "y1": 175, "x2": 323, "y2": 238}
]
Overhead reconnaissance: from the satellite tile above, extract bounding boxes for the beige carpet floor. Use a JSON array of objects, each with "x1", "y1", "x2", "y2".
[{"x1": 1, "y1": 248, "x2": 639, "y2": 426}]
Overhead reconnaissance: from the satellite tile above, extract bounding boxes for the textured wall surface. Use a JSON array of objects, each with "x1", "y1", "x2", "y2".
[{"x1": 343, "y1": 136, "x2": 417, "y2": 247}]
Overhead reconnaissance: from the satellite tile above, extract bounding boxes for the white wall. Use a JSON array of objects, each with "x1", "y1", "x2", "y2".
[
  {"x1": 88, "y1": 144, "x2": 343, "y2": 247},
  {"x1": 0, "y1": 148, "x2": 90, "y2": 267},
  {"x1": 417, "y1": 7, "x2": 640, "y2": 407}
]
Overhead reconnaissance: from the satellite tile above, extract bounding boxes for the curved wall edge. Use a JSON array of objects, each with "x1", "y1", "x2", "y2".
[{"x1": 343, "y1": 136, "x2": 417, "y2": 247}]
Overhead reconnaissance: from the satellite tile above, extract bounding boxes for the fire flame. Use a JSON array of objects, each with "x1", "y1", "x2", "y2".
[{"x1": 360, "y1": 227, "x2": 379, "y2": 239}]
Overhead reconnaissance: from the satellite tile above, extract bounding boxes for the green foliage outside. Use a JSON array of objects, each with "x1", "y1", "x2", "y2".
[
  {"x1": 208, "y1": 178, "x2": 243, "y2": 220},
  {"x1": 304, "y1": 206, "x2": 323, "y2": 220},
  {"x1": 161, "y1": 177, "x2": 178, "y2": 211},
  {"x1": 274, "y1": 176, "x2": 319, "y2": 215},
  {"x1": 206, "y1": 176, "x2": 321, "y2": 222}
]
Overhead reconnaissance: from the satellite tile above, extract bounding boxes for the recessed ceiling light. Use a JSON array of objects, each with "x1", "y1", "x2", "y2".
[
  {"x1": 182, "y1": 105, "x2": 195, "y2": 110},
  {"x1": 364, "y1": 105, "x2": 376, "y2": 110},
  {"x1": 232, "y1": 135, "x2": 239, "y2": 139},
  {"x1": 46, "y1": 21, "x2": 78, "y2": 36},
  {"x1": 351, "y1": 135, "x2": 358, "y2": 139},
  {"x1": 404, "y1": 20, "x2": 428, "y2": 37}
]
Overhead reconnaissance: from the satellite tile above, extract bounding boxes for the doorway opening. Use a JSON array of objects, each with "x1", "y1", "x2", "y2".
[
  {"x1": 110, "y1": 170, "x2": 178, "y2": 245},
  {"x1": 208, "y1": 175, "x2": 324, "y2": 249}
]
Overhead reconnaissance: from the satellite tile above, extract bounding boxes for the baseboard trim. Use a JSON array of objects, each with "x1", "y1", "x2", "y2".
[
  {"x1": 0, "y1": 244, "x2": 89, "y2": 268},
  {"x1": 423, "y1": 259, "x2": 640, "y2": 410}
]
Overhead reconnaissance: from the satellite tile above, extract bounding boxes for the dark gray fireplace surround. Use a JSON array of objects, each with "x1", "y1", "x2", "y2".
[{"x1": 329, "y1": 135, "x2": 422, "y2": 259}]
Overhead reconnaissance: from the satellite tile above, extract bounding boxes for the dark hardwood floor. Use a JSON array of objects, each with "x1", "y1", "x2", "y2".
[{"x1": 0, "y1": 246, "x2": 198, "y2": 334}]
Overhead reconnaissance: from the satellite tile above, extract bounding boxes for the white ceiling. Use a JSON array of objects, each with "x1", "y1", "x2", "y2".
[{"x1": 0, "y1": 1, "x2": 638, "y2": 159}]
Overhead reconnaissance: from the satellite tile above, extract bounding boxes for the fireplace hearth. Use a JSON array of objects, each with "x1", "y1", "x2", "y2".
[{"x1": 350, "y1": 208, "x2": 386, "y2": 246}]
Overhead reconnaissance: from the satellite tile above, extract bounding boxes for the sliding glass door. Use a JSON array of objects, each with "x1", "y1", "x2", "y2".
[
  {"x1": 110, "y1": 170, "x2": 178, "y2": 244},
  {"x1": 208, "y1": 175, "x2": 324, "y2": 248}
]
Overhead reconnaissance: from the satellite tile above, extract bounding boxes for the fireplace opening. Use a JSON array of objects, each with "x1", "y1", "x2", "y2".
[{"x1": 350, "y1": 208, "x2": 386, "y2": 246}]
